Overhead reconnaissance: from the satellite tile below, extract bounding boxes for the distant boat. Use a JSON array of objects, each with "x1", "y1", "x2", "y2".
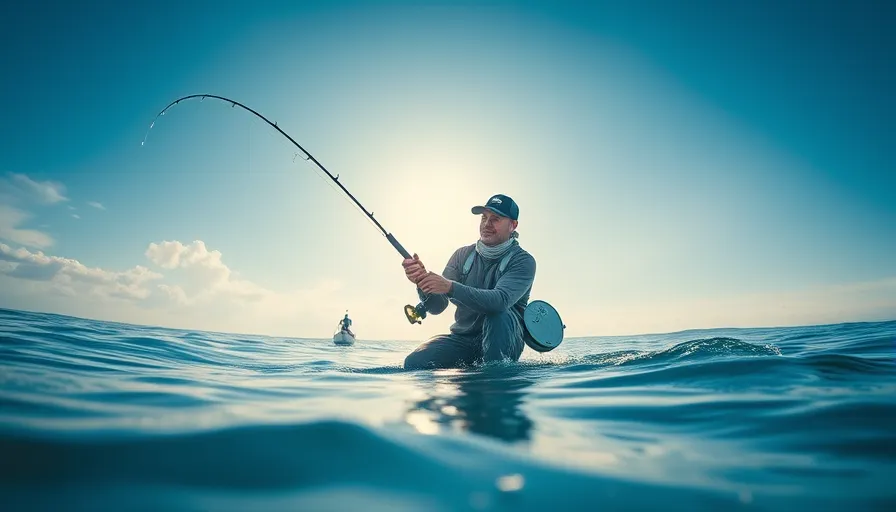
[
  {"x1": 333, "y1": 329, "x2": 355, "y2": 346},
  {"x1": 333, "y1": 313, "x2": 355, "y2": 346}
]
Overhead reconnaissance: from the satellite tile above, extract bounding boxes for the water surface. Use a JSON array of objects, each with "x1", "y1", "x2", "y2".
[{"x1": 1, "y1": 308, "x2": 894, "y2": 510}]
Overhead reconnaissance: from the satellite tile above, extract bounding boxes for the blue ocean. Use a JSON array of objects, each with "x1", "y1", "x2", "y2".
[{"x1": 1, "y1": 307, "x2": 894, "y2": 511}]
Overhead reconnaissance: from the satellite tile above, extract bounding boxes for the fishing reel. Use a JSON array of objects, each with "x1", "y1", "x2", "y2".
[{"x1": 404, "y1": 302, "x2": 427, "y2": 324}]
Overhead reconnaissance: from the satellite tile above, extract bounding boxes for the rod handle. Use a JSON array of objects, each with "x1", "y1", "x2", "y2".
[{"x1": 386, "y1": 233, "x2": 412, "y2": 260}]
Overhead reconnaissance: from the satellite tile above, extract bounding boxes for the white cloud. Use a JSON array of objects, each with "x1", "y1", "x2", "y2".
[
  {"x1": 87, "y1": 201, "x2": 105, "y2": 210},
  {"x1": 145, "y1": 240, "x2": 223, "y2": 270},
  {"x1": 144, "y1": 240, "x2": 271, "y2": 305},
  {"x1": 1, "y1": 172, "x2": 68, "y2": 204},
  {"x1": 0, "y1": 243, "x2": 162, "y2": 300},
  {"x1": 71, "y1": 214, "x2": 80, "y2": 220},
  {"x1": 145, "y1": 240, "x2": 230, "y2": 293},
  {"x1": 0, "y1": 172, "x2": 69, "y2": 248},
  {"x1": 0, "y1": 205, "x2": 54, "y2": 248}
]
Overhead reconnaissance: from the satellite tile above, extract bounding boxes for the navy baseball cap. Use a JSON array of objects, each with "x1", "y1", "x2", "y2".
[{"x1": 471, "y1": 194, "x2": 519, "y2": 221}]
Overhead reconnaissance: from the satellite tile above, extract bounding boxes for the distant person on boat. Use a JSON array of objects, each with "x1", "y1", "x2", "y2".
[
  {"x1": 401, "y1": 194, "x2": 536, "y2": 369},
  {"x1": 340, "y1": 312, "x2": 354, "y2": 337}
]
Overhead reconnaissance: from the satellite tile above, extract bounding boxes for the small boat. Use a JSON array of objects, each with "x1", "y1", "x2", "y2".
[
  {"x1": 333, "y1": 309, "x2": 355, "y2": 346},
  {"x1": 333, "y1": 311, "x2": 355, "y2": 346},
  {"x1": 333, "y1": 329, "x2": 355, "y2": 346}
]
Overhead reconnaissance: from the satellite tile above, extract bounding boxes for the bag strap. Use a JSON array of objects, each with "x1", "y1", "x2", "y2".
[
  {"x1": 462, "y1": 249, "x2": 476, "y2": 276},
  {"x1": 498, "y1": 248, "x2": 517, "y2": 274}
]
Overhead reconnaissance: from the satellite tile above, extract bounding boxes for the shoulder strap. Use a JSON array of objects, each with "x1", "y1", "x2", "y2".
[
  {"x1": 462, "y1": 249, "x2": 476, "y2": 276},
  {"x1": 498, "y1": 248, "x2": 517, "y2": 275}
]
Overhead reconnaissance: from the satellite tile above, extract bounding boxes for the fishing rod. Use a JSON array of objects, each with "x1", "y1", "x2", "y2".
[{"x1": 143, "y1": 94, "x2": 429, "y2": 325}]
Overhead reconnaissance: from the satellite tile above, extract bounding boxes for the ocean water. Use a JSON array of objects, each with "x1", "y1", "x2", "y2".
[{"x1": 0, "y1": 307, "x2": 894, "y2": 511}]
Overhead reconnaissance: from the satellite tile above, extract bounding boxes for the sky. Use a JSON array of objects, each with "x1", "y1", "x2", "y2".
[{"x1": 0, "y1": 0, "x2": 893, "y2": 340}]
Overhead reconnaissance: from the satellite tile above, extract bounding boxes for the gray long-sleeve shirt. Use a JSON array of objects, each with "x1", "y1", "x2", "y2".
[{"x1": 418, "y1": 243, "x2": 537, "y2": 336}]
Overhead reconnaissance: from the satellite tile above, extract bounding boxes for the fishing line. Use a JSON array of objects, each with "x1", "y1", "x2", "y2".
[{"x1": 143, "y1": 94, "x2": 430, "y2": 325}]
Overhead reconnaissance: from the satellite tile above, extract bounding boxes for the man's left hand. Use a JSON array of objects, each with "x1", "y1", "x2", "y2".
[{"x1": 418, "y1": 272, "x2": 453, "y2": 295}]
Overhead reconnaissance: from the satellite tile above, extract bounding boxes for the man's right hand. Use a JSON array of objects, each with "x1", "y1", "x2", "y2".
[{"x1": 402, "y1": 253, "x2": 427, "y2": 284}]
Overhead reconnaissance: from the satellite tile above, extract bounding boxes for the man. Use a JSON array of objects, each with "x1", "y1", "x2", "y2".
[
  {"x1": 402, "y1": 194, "x2": 536, "y2": 370},
  {"x1": 340, "y1": 312, "x2": 354, "y2": 337}
]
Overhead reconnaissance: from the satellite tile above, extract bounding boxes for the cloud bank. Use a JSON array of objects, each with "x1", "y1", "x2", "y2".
[
  {"x1": 0, "y1": 239, "x2": 349, "y2": 337},
  {"x1": 0, "y1": 243, "x2": 162, "y2": 299}
]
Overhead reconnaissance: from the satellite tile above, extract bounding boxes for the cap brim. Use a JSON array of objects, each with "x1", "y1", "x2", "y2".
[{"x1": 471, "y1": 205, "x2": 507, "y2": 217}]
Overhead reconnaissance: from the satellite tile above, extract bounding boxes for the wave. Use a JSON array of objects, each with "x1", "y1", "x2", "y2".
[{"x1": 0, "y1": 419, "x2": 790, "y2": 511}]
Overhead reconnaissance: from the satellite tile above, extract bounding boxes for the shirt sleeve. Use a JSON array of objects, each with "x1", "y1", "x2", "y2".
[
  {"x1": 447, "y1": 251, "x2": 536, "y2": 314},
  {"x1": 416, "y1": 248, "x2": 462, "y2": 315}
]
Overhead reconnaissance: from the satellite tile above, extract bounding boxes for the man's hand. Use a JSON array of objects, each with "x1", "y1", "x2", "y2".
[
  {"x1": 402, "y1": 253, "x2": 427, "y2": 284},
  {"x1": 418, "y1": 272, "x2": 453, "y2": 295}
]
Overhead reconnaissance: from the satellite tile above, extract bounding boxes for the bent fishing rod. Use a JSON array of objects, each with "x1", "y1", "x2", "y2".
[{"x1": 143, "y1": 94, "x2": 429, "y2": 325}]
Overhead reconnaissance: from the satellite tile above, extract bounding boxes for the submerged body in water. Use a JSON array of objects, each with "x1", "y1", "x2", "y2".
[{"x1": 0, "y1": 308, "x2": 894, "y2": 511}]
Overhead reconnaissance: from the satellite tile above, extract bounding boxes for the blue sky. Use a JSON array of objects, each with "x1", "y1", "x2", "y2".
[{"x1": 1, "y1": 0, "x2": 893, "y2": 339}]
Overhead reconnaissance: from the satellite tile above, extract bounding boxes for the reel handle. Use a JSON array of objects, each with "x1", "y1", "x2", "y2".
[{"x1": 404, "y1": 303, "x2": 427, "y2": 324}]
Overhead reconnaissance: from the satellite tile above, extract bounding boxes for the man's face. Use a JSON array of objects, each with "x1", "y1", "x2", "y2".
[{"x1": 479, "y1": 210, "x2": 518, "y2": 246}]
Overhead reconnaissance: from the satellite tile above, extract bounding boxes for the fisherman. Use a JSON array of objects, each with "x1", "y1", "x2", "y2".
[
  {"x1": 340, "y1": 312, "x2": 354, "y2": 337},
  {"x1": 402, "y1": 194, "x2": 536, "y2": 369}
]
